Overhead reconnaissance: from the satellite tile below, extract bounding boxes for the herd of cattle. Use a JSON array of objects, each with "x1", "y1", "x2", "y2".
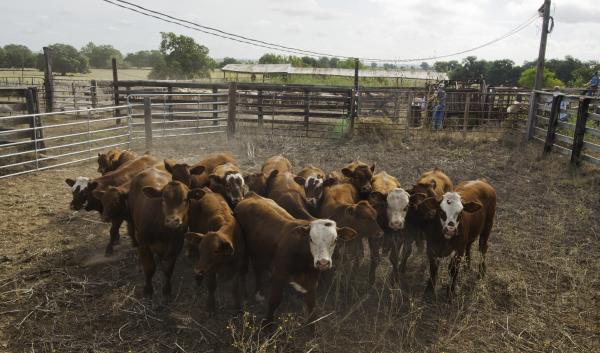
[{"x1": 64, "y1": 148, "x2": 496, "y2": 324}]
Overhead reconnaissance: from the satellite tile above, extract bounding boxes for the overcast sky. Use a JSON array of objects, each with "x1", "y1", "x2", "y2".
[{"x1": 1, "y1": 0, "x2": 598, "y2": 64}]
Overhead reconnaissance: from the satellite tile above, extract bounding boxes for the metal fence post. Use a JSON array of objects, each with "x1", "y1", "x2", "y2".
[
  {"x1": 570, "y1": 97, "x2": 591, "y2": 165},
  {"x1": 463, "y1": 93, "x2": 471, "y2": 137},
  {"x1": 227, "y1": 82, "x2": 237, "y2": 138},
  {"x1": 90, "y1": 80, "x2": 98, "y2": 108},
  {"x1": 543, "y1": 94, "x2": 562, "y2": 153},
  {"x1": 525, "y1": 91, "x2": 538, "y2": 140},
  {"x1": 144, "y1": 97, "x2": 153, "y2": 152},
  {"x1": 348, "y1": 89, "x2": 356, "y2": 137},
  {"x1": 257, "y1": 89, "x2": 264, "y2": 127},
  {"x1": 212, "y1": 86, "x2": 219, "y2": 126}
]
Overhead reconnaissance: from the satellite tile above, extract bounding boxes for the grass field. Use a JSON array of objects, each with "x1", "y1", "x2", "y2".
[{"x1": 0, "y1": 132, "x2": 598, "y2": 352}]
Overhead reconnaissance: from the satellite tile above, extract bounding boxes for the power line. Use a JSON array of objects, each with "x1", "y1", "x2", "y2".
[{"x1": 101, "y1": 0, "x2": 539, "y2": 63}]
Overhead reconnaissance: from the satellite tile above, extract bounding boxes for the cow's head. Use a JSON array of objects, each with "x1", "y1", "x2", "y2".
[
  {"x1": 185, "y1": 231, "x2": 234, "y2": 279},
  {"x1": 342, "y1": 162, "x2": 375, "y2": 197},
  {"x1": 142, "y1": 181, "x2": 204, "y2": 230},
  {"x1": 209, "y1": 171, "x2": 245, "y2": 207},
  {"x1": 437, "y1": 192, "x2": 482, "y2": 239},
  {"x1": 407, "y1": 181, "x2": 439, "y2": 221},
  {"x1": 344, "y1": 200, "x2": 384, "y2": 239},
  {"x1": 97, "y1": 153, "x2": 113, "y2": 174},
  {"x1": 164, "y1": 159, "x2": 205, "y2": 188},
  {"x1": 65, "y1": 177, "x2": 102, "y2": 212},
  {"x1": 369, "y1": 188, "x2": 410, "y2": 231},
  {"x1": 92, "y1": 186, "x2": 128, "y2": 223},
  {"x1": 244, "y1": 172, "x2": 267, "y2": 196},
  {"x1": 294, "y1": 220, "x2": 357, "y2": 271},
  {"x1": 294, "y1": 175, "x2": 334, "y2": 210}
]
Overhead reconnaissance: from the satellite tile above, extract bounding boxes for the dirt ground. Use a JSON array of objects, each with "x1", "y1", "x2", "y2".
[{"x1": 0, "y1": 131, "x2": 599, "y2": 353}]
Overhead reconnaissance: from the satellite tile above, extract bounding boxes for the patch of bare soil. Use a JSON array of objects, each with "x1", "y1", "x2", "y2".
[{"x1": 0, "y1": 131, "x2": 598, "y2": 352}]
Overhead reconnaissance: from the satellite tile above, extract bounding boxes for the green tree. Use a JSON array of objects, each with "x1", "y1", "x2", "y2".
[
  {"x1": 486, "y1": 59, "x2": 520, "y2": 86},
  {"x1": 0, "y1": 47, "x2": 5, "y2": 67},
  {"x1": 124, "y1": 50, "x2": 163, "y2": 67},
  {"x1": 420, "y1": 62, "x2": 430, "y2": 70},
  {"x1": 81, "y1": 42, "x2": 124, "y2": 68},
  {"x1": 3, "y1": 44, "x2": 35, "y2": 68},
  {"x1": 218, "y1": 57, "x2": 239, "y2": 68},
  {"x1": 571, "y1": 61, "x2": 600, "y2": 87},
  {"x1": 301, "y1": 56, "x2": 318, "y2": 68},
  {"x1": 150, "y1": 32, "x2": 215, "y2": 79},
  {"x1": 317, "y1": 57, "x2": 330, "y2": 68},
  {"x1": 258, "y1": 53, "x2": 286, "y2": 64},
  {"x1": 545, "y1": 56, "x2": 582, "y2": 85},
  {"x1": 41, "y1": 44, "x2": 89, "y2": 75},
  {"x1": 518, "y1": 67, "x2": 563, "y2": 88},
  {"x1": 450, "y1": 56, "x2": 487, "y2": 82},
  {"x1": 433, "y1": 60, "x2": 459, "y2": 73}
]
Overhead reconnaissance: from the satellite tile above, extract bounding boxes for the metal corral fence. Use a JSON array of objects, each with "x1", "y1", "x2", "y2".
[
  {"x1": 527, "y1": 90, "x2": 600, "y2": 165},
  {"x1": 0, "y1": 91, "x2": 230, "y2": 178}
]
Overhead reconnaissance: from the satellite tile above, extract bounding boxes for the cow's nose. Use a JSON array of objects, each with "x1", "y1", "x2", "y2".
[
  {"x1": 316, "y1": 259, "x2": 331, "y2": 271},
  {"x1": 165, "y1": 217, "x2": 182, "y2": 228},
  {"x1": 444, "y1": 226, "x2": 457, "y2": 237},
  {"x1": 389, "y1": 220, "x2": 404, "y2": 230}
]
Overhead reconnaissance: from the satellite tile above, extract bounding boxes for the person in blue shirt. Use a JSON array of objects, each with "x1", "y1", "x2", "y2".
[
  {"x1": 431, "y1": 83, "x2": 446, "y2": 130},
  {"x1": 587, "y1": 71, "x2": 599, "y2": 96}
]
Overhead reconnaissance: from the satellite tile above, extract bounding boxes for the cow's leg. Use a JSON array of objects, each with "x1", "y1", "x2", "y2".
[
  {"x1": 253, "y1": 265, "x2": 265, "y2": 302},
  {"x1": 447, "y1": 252, "x2": 463, "y2": 300},
  {"x1": 424, "y1": 248, "x2": 439, "y2": 299},
  {"x1": 388, "y1": 236, "x2": 401, "y2": 284},
  {"x1": 126, "y1": 221, "x2": 137, "y2": 247},
  {"x1": 231, "y1": 273, "x2": 242, "y2": 311},
  {"x1": 161, "y1": 237, "x2": 183, "y2": 298},
  {"x1": 265, "y1": 276, "x2": 284, "y2": 325},
  {"x1": 465, "y1": 242, "x2": 473, "y2": 269},
  {"x1": 105, "y1": 219, "x2": 123, "y2": 256},
  {"x1": 399, "y1": 237, "x2": 413, "y2": 274},
  {"x1": 206, "y1": 272, "x2": 217, "y2": 313},
  {"x1": 478, "y1": 224, "x2": 493, "y2": 279},
  {"x1": 367, "y1": 237, "x2": 382, "y2": 286},
  {"x1": 139, "y1": 246, "x2": 155, "y2": 298}
]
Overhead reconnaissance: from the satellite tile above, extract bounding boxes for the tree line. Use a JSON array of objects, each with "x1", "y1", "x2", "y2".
[{"x1": 1, "y1": 35, "x2": 597, "y2": 87}]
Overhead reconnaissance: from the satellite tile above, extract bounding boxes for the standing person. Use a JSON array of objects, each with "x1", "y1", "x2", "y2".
[
  {"x1": 587, "y1": 71, "x2": 599, "y2": 96},
  {"x1": 553, "y1": 86, "x2": 568, "y2": 122},
  {"x1": 431, "y1": 83, "x2": 446, "y2": 130}
]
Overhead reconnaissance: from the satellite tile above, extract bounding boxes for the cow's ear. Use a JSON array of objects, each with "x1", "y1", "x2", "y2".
[
  {"x1": 188, "y1": 188, "x2": 206, "y2": 201},
  {"x1": 341, "y1": 167, "x2": 352, "y2": 177},
  {"x1": 209, "y1": 174, "x2": 223, "y2": 185},
  {"x1": 65, "y1": 178, "x2": 75, "y2": 187},
  {"x1": 293, "y1": 224, "x2": 311, "y2": 236},
  {"x1": 421, "y1": 196, "x2": 441, "y2": 210},
  {"x1": 409, "y1": 192, "x2": 427, "y2": 204},
  {"x1": 142, "y1": 186, "x2": 163, "y2": 199},
  {"x1": 185, "y1": 232, "x2": 204, "y2": 246},
  {"x1": 323, "y1": 177, "x2": 337, "y2": 187},
  {"x1": 92, "y1": 190, "x2": 105, "y2": 200},
  {"x1": 337, "y1": 227, "x2": 357, "y2": 241},
  {"x1": 190, "y1": 165, "x2": 206, "y2": 175},
  {"x1": 345, "y1": 205, "x2": 356, "y2": 216},
  {"x1": 369, "y1": 191, "x2": 386, "y2": 205},
  {"x1": 97, "y1": 153, "x2": 101, "y2": 157},
  {"x1": 88, "y1": 181, "x2": 99, "y2": 191},
  {"x1": 293, "y1": 176, "x2": 306, "y2": 187},
  {"x1": 164, "y1": 159, "x2": 176, "y2": 174},
  {"x1": 218, "y1": 241, "x2": 234, "y2": 255},
  {"x1": 370, "y1": 163, "x2": 376, "y2": 173},
  {"x1": 462, "y1": 201, "x2": 482, "y2": 213}
]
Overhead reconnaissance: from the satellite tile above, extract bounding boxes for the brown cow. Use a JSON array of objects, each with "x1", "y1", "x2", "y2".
[
  {"x1": 266, "y1": 170, "x2": 314, "y2": 220},
  {"x1": 165, "y1": 153, "x2": 236, "y2": 188},
  {"x1": 420, "y1": 179, "x2": 496, "y2": 299},
  {"x1": 244, "y1": 155, "x2": 293, "y2": 195},
  {"x1": 129, "y1": 168, "x2": 203, "y2": 298},
  {"x1": 341, "y1": 160, "x2": 376, "y2": 198},
  {"x1": 367, "y1": 172, "x2": 411, "y2": 283},
  {"x1": 65, "y1": 154, "x2": 159, "y2": 255},
  {"x1": 293, "y1": 165, "x2": 331, "y2": 215},
  {"x1": 185, "y1": 188, "x2": 245, "y2": 312},
  {"x1": 234, "y1": 193, "x2": 356, "y2": 324},
  {"x1": 208, "y1": 162, "x2": 245, "y2": 208},
  {"x1": 398, "y1": 168, "x2": 454, "y2": 277},
  {"x1": 97, "y1": 148, "x2": 138, "y2": 175},
  {"x1": 92, "y1": 183, "x2": 137, "y2": 252},
  {"x1": 319, "y1": 183, "x2": 383, "y2": 285}
]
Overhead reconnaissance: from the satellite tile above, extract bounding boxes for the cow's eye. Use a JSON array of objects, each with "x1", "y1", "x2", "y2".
[{"x1": 440, "y1": 213, "x2": 447, "y2": 221}]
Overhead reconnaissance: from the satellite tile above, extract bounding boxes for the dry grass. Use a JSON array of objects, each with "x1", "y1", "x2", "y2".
[{"x1": 0, "y1": 131, "x2": 598, "y2": 352}]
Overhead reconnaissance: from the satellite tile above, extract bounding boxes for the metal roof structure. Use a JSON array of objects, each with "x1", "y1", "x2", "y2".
[{"x1": 221, "y1": 64, "x2": 448, "y2": 80}]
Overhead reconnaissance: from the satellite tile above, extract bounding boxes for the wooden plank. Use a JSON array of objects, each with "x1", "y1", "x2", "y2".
[
  {"x1": 571, "y1": 97, "x2": 590, "y2": 165},
  {"x1": 0, "y1": 103, "x2": 27, "y2": 113}
]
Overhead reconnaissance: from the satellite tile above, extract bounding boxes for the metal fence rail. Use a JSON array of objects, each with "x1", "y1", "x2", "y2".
[{"x1": 0, "y1": 105, "x2": 133, "y2": 178}]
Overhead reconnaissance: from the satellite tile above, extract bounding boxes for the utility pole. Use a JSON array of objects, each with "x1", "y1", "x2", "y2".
[
  {"x1": 526, "y1": 0, "x2": 551, "y2": 140},
  {"x1": 43, "y1": 47, "x2": 54, "y2": 113}
]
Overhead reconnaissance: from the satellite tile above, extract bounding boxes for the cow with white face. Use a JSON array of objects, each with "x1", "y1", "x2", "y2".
[
  {"x1": 65, "y1": 176, "x2": 92, "y2": 211},
  {"x1": 208, "y1": 163, "x2": 246, "y2": 208},
  {"x1": 294, "y1": 165, "x2": 331, "y2": 215},
  {"x1": 421, "y1": 180, "x2": 496, "y2": 299},
  {"x1": 234, "y1": 193, "x2": 356, "y2": 324}
]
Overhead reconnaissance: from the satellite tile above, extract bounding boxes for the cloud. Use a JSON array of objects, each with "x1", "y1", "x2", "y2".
[{"x1": 555, "y1": 3, "x2": 600, "y2": 24}]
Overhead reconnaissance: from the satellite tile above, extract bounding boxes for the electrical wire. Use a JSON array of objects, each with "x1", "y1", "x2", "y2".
[{"x1": 101, "y1": 0, "x2": 540, "y2": 63}]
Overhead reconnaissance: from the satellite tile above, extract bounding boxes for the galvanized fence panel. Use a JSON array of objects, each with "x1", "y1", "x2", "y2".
[{"x1": 0, "y1": 105, "x2": 133, "y2": 178}]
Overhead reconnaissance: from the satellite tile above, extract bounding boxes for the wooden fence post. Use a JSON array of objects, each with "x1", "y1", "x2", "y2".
[
  {"x1": 212, "y1": 86, "x2": 219, "y2": 126},
  {"x1": 462, "y1": 93, "x2": 471, "y2": 137},
  {"x1": 227, "y1": 82, "x2": 237, "y2": 138},
  {"x1": 42, "y1": 47, "x2": 53, "y2": 113},
  {"x1": 405, "y1": 92, "x2": 412, "y2": 140},
  {"x1": 90, "y1": 80, "x2": 98, "y2": 108},
  {"x1": 257, "y1": 89, "x2": 264, "y2": 127},
  {"x1": 570, "y1": 97, "x2": 591, "y2": 165},
  {"x1": 167, "y1": 86, "x2": 173, "y2": 121},
  {"x1": 72, "y1": 82, "x2": 78, "y2": 112},
  {"x1": 112, "y1": 58, "x2": 121, "y2": 125},
  {"x1": 304, "y1": 88, "x2": 310, "y2": 132},
  {"x1": 143, "y1": 97, "x2": 153, "y2": 152},
  {"x1": 543, "y1": 94, "x2": 562, "y2": 153},
  {"x1": 525, "y1": 91, "x2": 538, "y2": 140},
  {"x1": 349, "y1": 89, "x2": 356, "y2": 136},
  {"x1": 26, "y1": 87, "x2": 45, "y2": 150}
]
